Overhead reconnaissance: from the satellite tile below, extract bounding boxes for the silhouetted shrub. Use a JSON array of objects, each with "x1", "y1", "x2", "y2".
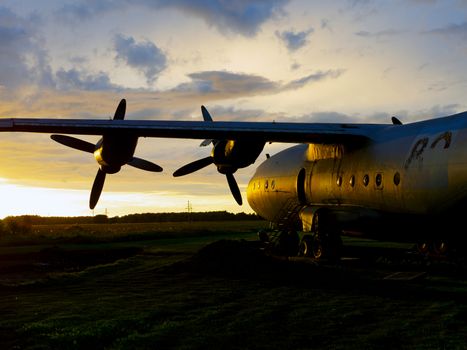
[{"x1": 2, "y1": 216, "x2": 32, "y2": 235}]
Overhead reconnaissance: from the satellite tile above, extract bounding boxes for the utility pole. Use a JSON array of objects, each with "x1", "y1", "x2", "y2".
[{"x1": 186, "y1": 200, "x2": 192, "y2": 222}]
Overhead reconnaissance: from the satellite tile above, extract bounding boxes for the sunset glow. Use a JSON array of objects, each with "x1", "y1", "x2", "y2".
[{"x1": 2, "y1": 1, "x2": 467, "y2": 216}]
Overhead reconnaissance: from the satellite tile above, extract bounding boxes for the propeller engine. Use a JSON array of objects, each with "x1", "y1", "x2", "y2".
[
  {"x1": 173, "y1": 106, "x2": 264, "y2": 205},
  {"x1": 51, "y1": 99, "x2": 163, "y2": 210}
]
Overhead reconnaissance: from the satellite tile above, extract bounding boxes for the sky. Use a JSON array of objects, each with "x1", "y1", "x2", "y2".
[{"x1": 1, "y1": 0, "x2": 467, "y2": 217}]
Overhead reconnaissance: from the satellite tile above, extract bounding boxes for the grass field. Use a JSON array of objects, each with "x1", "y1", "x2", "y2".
[{"x1": 1, "y1": 221, "x2": 467, "y2": 349}]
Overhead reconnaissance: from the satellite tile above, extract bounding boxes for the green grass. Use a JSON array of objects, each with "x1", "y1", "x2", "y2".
[{"x1": 1, "y1": 221, "x2": 467, "y2": 349}]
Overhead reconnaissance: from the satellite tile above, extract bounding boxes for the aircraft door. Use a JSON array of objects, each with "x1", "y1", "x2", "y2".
[{"x1": 297, "y1": 168, "x2": 307, "y2": 205}]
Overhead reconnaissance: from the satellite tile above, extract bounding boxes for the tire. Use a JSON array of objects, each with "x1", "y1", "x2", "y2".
[{"x1": 298, "y1": 235, "x2": 314, "y2": 257}]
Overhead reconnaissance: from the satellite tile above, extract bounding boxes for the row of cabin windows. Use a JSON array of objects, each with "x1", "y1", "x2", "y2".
[
  {"x1": 252, "y1": 172, "x2": 401, "y2": 191},
  {"x1": 252, "y1": 179, "x2": 275, "y2": 190},
  {"x1": 337, "y1": 172, "x2": 401, "y2": 188}
]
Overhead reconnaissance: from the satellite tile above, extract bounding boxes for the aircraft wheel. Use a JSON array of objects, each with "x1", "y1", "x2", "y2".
[
  {"x1": 312, "y1": 233, "x2": 324, "y2": 260},
  {"x1": 298, "y1": 235, "x2": 314, "y2": 257},
  {"x1": 417, "y1": 241, "x2": 430, "y2": 255},
  {"x1": 433, "y1": 240, "x2": 449, "y2": 256}
]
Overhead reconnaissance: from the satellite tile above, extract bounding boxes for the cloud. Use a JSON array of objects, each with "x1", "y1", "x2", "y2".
[
  {"x1": 283, "y1": 111, "x2": 358, "y2": 123},
  {"x1": 276, "y1": 28, "x2": 314, "y2": 52},
  {"x1": 114, "y1": 34, "x2": 167, "y2": 85},
  {"x1": 0, "y1": 6, "x2": 53, "y2": 90},
  {"x1": 173, "y1": 69, "x2": 345, "y2": 97},
  {"x1": 57, "y1": 0, "x2": 118, "y2": 22},
  {"x1": 157, "y1": 0, "x2": 290, "y2": 37},
  {"x1": 409, "y1": 0, "x2": 437, "y2": 4},
  {"x1": 292, "y1": 104, "x2": 462, "y2": 124},
  {"x1": 58, "y1": 0, "x2": 289, "y2": 37},
  {"x1": 198, "y1": 105, "x2": 281, "y2": 122},
  {"x1": 340, "y1": 0, "x2": 378, "y2": 21},
  {"x1": 355, "y1": 29, "x2": 403, "y2": 38},
  {"x1": 284, "y1": 70, "x2": 346, "y2": 90},
  {"x1": 55, "y1": 68, "x2": 120, "y2": 91},
  {"x1": 347, "y1": 0, "x2": 372, "y2": 6},
  {"x1": 425, "y1": 22, "x2": 467, "y2": 40},
  {"x1": 174, "y1": 71, "x2": 279, "y2": 95},
  {"x1": 0, "y1": 67, "x2": 345, "y2": 122},
  {"x1": 321, "y1": 19, "x2": 333, "y2": 32}
]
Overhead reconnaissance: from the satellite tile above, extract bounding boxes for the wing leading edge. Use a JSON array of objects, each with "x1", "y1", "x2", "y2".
[{"x1": 0, "y1": 117, "x2": 388, "y2": 145}]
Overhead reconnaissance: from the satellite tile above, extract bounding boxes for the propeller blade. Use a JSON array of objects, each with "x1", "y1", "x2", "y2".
[
  {"x1": 226, "y1": 172, "x2": 242, "y2": 205},
  {"x1": 199, "y1": 106, "x2": 214, "y2": 146},
  {"x1": 127, "y1": 157, "x2": 163, "y2": 172},
  {"x1": 200, "y1": 139, "x2": 213, "y2": 147},
  {"x1": 173, "y1": 156, "x2": 214, "y2": 177},
  {"x1": 113, "y1": 99, "x2": 126, "y2": 120},
  {"x1": 51, "y1": 134, "x2": 95, "y2": 153},
  {"x1": 391, "y1": 116, "x2": 403, "y2": 125},
  {"x1": 201, "y1": 105, "x2": 213, "y2": 121},
  {"x1": 90, "y1": 169, "x2": 106, "y2": 209}
]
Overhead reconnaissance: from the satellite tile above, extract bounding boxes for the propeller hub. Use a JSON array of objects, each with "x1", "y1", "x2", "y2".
[
  {"x1": 217, "y1": 165, "x2": 238, "y2": 175},
  {"x1": 101, "y1": 165, "x2": 121, "y2": 174}
]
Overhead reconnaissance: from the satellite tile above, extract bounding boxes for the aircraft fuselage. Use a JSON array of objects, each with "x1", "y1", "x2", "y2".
[{"x1": 247, "y1": 113, "x2": 467, "y2": 242}]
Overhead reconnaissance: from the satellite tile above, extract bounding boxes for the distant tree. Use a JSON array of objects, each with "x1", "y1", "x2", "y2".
[{"x1": 93, "y1": 215, "x2": 108, "y2": 224}]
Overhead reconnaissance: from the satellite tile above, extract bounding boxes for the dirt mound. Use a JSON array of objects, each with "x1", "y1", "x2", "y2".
[
  {"x1": 180, "y1": 239, "x2": 343, "y2": 283},
  {"x1": 174, "y1": 240, "x2": 417, "y2": 289},
  {"x1": 192, "y1": 239, "x2": 275, "y2": 275}
]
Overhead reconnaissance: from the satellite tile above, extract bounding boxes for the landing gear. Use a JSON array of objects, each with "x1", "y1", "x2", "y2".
[
  {"x1": 417, "y1": 239, "x2": 450, "y2": 258},
  {"x1": 299, "y1": 210, "x2": 342, "y2": 262}
]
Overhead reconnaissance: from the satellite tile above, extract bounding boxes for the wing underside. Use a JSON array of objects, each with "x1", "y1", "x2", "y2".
[{"x1": 0, "y1": 118, "x2": 388, "y2": 145}]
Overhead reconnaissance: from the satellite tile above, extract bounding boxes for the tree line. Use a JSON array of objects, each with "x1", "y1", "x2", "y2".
[{"x1": 0, "y1": 211, "x2": 263, "y2": 234}]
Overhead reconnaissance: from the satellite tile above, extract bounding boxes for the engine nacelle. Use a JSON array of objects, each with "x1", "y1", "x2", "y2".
[
  {"x1": 94, "y1": 134, "x2": 138, "y2": 173},
  {"x1": 212, "y1": 139, "x2": 264, "y2": 174}
]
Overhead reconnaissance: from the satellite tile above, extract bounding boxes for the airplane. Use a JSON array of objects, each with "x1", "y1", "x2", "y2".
[{"x1": 1, "y1": 98, "x2": 467, "y2": 260}]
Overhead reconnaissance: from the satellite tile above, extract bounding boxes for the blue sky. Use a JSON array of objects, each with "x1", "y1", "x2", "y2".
[{"x1": 1, "y1": 0, "x2": 467, "y2": 217}]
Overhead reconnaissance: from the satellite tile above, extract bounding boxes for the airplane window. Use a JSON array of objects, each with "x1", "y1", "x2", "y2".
[
  {"x1": 375, "y1": 173, "x2": 382, "y2": 187},
  {"x1": 363, "y1": 174, "x2": 369, "y2": 186},
  {"x1": 265, "y1": 180, "x2": 269, "y2": 189},
  {"x1": 271, "y1": 180, "x2": 275, "y2": 189},
  {"x1": 394, "y1": 172, "x2": 401, "y2": 186},
  {"x1": 336, "y1": 176, "x2": 342, "y2": 187},
  {"x1": 349, "y1": 175, "x2": 355, "y2": 187}
]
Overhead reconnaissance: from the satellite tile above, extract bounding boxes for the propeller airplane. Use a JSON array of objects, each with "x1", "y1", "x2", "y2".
[{"x1": 2, "y1": 98, "x2": 467, "y2": 260}]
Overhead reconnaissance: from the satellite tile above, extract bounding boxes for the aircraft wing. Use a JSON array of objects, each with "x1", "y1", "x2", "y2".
[{"x1": 0, "y1": 118, "x2": 389, "y2": 144}]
